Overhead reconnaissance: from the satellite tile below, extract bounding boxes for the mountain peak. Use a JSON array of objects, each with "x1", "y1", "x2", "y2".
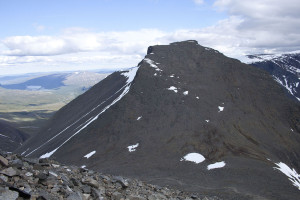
[{"x1": 16, "y1": 41, "x2": 300, "y2": 199}]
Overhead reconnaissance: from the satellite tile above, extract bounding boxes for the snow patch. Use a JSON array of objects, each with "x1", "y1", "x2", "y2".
[
  {"x1": 183, "y1": 91, "x2": 189, "y2": 95},
  {"x1": 207, "y1": 161, "x2": 226, "y2": 170},
  {"x1": 137, "y1": 116, "x2": 142, "y2": 121},
  {"x1": 218, "y1": 106, "x2": 224, "y2": 112},
  {"x1": 205, "y1": 120, "x2": 209, "y2": 123},
  {"x1": 127, "y1": 143, "x2": 139, "y2": 152},
  {"x1": 169, "y1": 74, "x2": 174, "y2": 78},
  {"x1": 274, "y1": 162, "x2": 300, "y2": 190},
  {"x1": 167, "y1": 86, "x2": 178, "y2": 93},
  {"x1": 84, "y1": 150, "x2": 96, "y2": 159},
  {"x1": 40, "y1": 148, "x2": 58, "y2": 159},
  {"x1": 121, "y1": 67, "x2": 139, "y2": 84},
  {"x1": 154, "y1": 73, "x2": 157, "y2": 76},
  {"x1": 180, "y1": 153, "x2": 205, "y2": 164},
  {"x1": 196, "y1": 96, "x2": 199, "y2": 99},
  {"x1": 144, "y1": 58, "x2": 162, "y2": 71},
  {"x1": 81, "y1": 165, "x2": 86, "y2": 168}
]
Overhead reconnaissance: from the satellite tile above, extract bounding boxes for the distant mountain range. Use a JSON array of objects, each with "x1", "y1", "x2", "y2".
[
  {"x1": 16, "y1": 41, "x2": 300, "y2": 199},
  {"x1": 245, "y1": 51, "x2": 300, "y2": 101},
  {"x1": 0, "y1": 71, "x2": 109, "y2": 136},
  {"x1": 0, "y1": 71, "x2": 110, "y2": 91}
]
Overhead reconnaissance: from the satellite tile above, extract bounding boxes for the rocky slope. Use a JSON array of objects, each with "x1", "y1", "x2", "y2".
[
  {"x1": 0, "y1": 152, "x2": 219, "y2": 200},
  {"x1": 0, "y1": 120, "x2": 29, "y2": 152},
  {"x1": 246, "y1": 52, "x2": 300, "y2": 101},
  {"x1": 16, "y1": 41, "x2": 300, "y2": 199}
]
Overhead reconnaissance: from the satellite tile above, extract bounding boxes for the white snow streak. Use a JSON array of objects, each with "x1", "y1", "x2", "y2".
[
  {"x1": 137, "y1": 116, "x2": 142, "y2": 120},
  {"x1": 167, "y1": 86, "x2": 178, "y2": 93},
  {"x1": 273, "y1": 75, "x2": 300, "y2": 101},
  {"x1": 144, "y1": 58, "x2": 162, "y2": 72},
  {"x1": 207, "y1": 161, "x2": 226, "y2": 170},
  {"x1": 84, "y1": 150, "x2": 96, "y2": 159},
  {"x1": 127, "y1": 143, "x2": 139, "y2": 152},
  {"x1": 37, "y1": 67, "x2": 139, "y2": 158},
  {"x1": 205, "y1": 120, "x2": 209, "y2": 123},
  {"x1": 81, "y1": 165, "x2": 86, "y2": 168},
  {"x1": 21, "y1": 148, "x2": 29, "y2": 156},
  {"x1": 274, "y1": 162, "x2": 300, "y2": 190},
  {"x1": 180, "y1": 153, "x2": 205, "y2": 164},
  {"x1": 0, "y1": 134, "x2": 9, "y2": 138}
]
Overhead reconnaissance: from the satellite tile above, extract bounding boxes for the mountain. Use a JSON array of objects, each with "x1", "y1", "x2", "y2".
[
  {"x1": 245, "y1": 52, "x2": 300, "y2": 101},
  {"x1": 0, "y1": 71, "x2": 109, "y2": 136},
  {"x1": 16, "y1": 41, "x2": 300, "y2": 199},
  {"x1": 0, "y1": 71, "x2": 108, "y2": 91},
  {"x1": 0, "y1": 120, "x2": 29, "y2": 152}
]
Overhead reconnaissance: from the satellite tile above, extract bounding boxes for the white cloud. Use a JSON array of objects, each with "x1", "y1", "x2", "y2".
[
  {"x1": 213, "y1": 0, "x2": 300, "y2": 52},
  {"x1": 1, "y1": 0, "x2": 300, "y2": 74}
]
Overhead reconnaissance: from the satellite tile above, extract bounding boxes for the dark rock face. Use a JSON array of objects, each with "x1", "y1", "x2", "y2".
[
  {"x1": 0, "y1": 152, "x2": 217, "y2": 200},
  {"x1": 0, "y1": 120, "x2": 29, "y2": 152},
  {"x1": 16, "y1": 41, "x2": 300, "y2": 199},
  {"x1": 247, "y1": 53, "x2": 300, "y2": 101}
]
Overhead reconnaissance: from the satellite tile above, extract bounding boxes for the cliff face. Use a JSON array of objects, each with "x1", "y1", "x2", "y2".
[{"x1": 16, "y1": 41, "x2": 300, "y2": 199}]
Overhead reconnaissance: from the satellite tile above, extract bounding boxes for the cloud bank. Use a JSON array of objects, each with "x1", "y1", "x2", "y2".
[{"x1": 1, "y1": 0, "x2": 300, "y2": 74}]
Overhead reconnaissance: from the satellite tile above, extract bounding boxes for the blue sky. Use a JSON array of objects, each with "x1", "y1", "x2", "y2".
[
  {"x1": 1, "y1": 0, "x2": 300, "y2": 75},
  {"x1": 0, "y1": 0, "x2": 225, "y2": 36}
]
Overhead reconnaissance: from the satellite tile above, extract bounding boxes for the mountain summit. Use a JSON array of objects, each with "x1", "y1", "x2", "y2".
[{"x1": 16, "y1": 41, "x2": 300, "y2": 199}]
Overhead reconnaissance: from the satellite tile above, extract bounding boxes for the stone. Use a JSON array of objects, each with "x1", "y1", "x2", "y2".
[
  {"x1": 0, "y1": 155, "x2": 9, "y2": 166},
  {"x1": 23, "y1": 157, "x2": 39, "y2": 165},
  {"x1": 112, "y1": 191, "x2": 123, "y2": 200},
  {"x1": 82, "y1": 177, "x2": 100, "y2": 188},
  {"x1": 82, "y1": 193, "x2": 91, "y2": 200},
  {"x1": 36, "y1": 189, "x2": 56, "y2": 200},
  {"x1": 91, "y1": 188, "x2": 104, "y2": 200},
  {"x1": 71, "y1": 177, "x2": 81, "y2": 187},
  {"x1": 127, "y1": 195, "x2": 147, "y2": 200},
  {"x1": 0, "y1": 174, "x2": 8, "y2": 182},
  {"x1": 67, "y1": 192, "x2": 83, "y2": 200},
  {"x1": 0, "y1": 188, "x2": 19, "y2": 200},
  {"x1": 35, "y1": 172, "x2": 48, "y2": 180},
  {"x1": 81, "y1": 185, "x2": 91, "y2": 193},
  {"x1": 10, "y1": 159, "x2": 23, "y2": 169},
  {"x1": 113, "y1": 176, "x2": 129, "y2": 188},
  {"x1": 148, "y1": 194, "x2": 167, "y2": 200},
  {"x1": 0, "y1": 167, "x2": 18, "y2": 177}
]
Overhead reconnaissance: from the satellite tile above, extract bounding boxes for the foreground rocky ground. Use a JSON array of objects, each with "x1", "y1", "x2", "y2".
[{"x1": 0, "y1": 152, "x2": 220, "y2": 200}]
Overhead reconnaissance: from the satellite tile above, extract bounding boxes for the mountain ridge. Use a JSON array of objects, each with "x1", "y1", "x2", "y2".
[
  {"x1": 246, "y1": 51, "x2": 300, "y2": 101},
  {"x1": 16, "y1": 40, "x2": 300, "y2": 199}
]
